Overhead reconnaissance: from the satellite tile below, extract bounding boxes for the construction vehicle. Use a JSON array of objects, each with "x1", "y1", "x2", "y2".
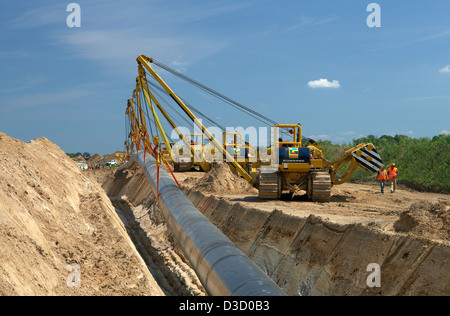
[
  {"x1": 171, "y1": 142, "x2": 192, "y2": 172},
  {"x1": 257, "y1": 124, "x2": 384, "y2": 201},
  {"x1": 222, "y1": 132, "x2": 258, "y2": 172},
  {"x1": 171, "y1": 134, "x2": 213, "y2": 172},
  {"x1": 115, "y1": 152, "x2": 128, "y2": 164},
  {"x1": 187, "y1": 134, "x2": 211, "y2": 172},
  {"x1": 126, "y1": 55, "x2": 384, "y2": 202}
]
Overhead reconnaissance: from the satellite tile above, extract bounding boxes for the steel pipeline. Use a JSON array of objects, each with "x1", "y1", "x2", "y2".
[{"x1": 132, "y1": 152, "x2": 286, "y2": 296}]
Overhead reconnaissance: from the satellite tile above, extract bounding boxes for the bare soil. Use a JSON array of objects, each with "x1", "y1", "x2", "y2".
[
  {"x1": 2, "y1": 130, "x2": 447, "y2": 296},
  {"x1": 177, "y1": 168, "x2": 450, "y2": 245},
  {"x1": 96, "y1": 160, "x2": 450, "y2": 295},
  {"x1": 0, "y1": 133, "x2": 163, "y2": 296},
  {"x1": 183, "y1": 162, "x2": 258, "y2": 195}
]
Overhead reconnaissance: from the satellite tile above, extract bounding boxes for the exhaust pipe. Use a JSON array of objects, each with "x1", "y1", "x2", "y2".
[{"x1": 133, "y1": 151, "x2": 285, "y2": 296}]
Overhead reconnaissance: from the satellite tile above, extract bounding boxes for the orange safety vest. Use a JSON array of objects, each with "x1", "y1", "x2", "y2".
[
  {"x1": 388, "y1": 167, "x2": 398, "y2": 179},
  {"x1": 378, "y1": 169, "x2": 387, "y2": 181}
]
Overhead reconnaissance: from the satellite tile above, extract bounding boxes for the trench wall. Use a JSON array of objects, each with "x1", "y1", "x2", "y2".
[
  {"x1": 103, "y1": 168, "x2": 449, "y2": 296},
  {"x1": 185, "y1": 189, "x2": 450, "y2": 296}
]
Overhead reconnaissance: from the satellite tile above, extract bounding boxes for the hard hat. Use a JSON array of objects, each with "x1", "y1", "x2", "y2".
[{"x1": 391, "y1": 163, "x2": 396, "y2": 167}]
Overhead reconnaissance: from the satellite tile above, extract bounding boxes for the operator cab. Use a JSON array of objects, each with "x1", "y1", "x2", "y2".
[{"x1": 275, "y1": 124, "x2": 310, "y2": 164}]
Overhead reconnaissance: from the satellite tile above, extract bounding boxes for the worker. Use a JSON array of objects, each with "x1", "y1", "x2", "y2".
[
  {"x1": 377, "y1": 166, "x2": 387, "y2": 194},
  {"x1": 388, "y1": 163, "x2": 399, "y2": 193},
  {"x1": 279, "y1": 138, "x2": 289, "y2": 148}
]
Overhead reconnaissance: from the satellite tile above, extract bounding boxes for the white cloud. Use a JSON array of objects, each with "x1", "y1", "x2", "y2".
[
  {"x1": 308, "y1": 134, "x2": 331, "y2": 140},
  {"x1": 439, "y1": 65, "x2": 450, "y2": 73},
  {"x1": 307, "y1": 79, "x2": 340, "y2": 89},
  {"x1": 440, "y1": 130, "x2": 449, "y2": 135}
]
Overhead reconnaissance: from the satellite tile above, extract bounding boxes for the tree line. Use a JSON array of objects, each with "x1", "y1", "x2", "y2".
[
  {"x1": 318, "y1": 134, "x2": 450, "y2": 193},
  {"x1": 66, "y1": 152, "x2": 91, "y2": 159}
]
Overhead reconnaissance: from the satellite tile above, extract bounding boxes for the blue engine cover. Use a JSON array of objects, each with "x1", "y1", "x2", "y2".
[{"x1": 278, "y1": 147, "x2": 310, "y2": 163}]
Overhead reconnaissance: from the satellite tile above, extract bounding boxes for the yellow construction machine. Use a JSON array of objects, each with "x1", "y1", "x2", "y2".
[
  {"x1": 181, "y1": 133, "x2": 212, "y2": 172},
  {"x1": 115, "y1": 152, "x2": 128, "y2": 164},
  {"x1": 126, "y1": 55, "x2": 385, "y2": 202},
  {"x1": 257, "y1": 124, "x2": 384, "y2": 201},
  {"x1": 222, "y1": 132, "x2": 258, "y2": 173}
]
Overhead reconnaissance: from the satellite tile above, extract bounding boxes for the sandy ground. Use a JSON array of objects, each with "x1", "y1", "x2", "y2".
[
  {"x1": 0, "y1": 133, "x2": 163, "y2": 296},
  {"x1": 78, "y1": 161, "x2": 450, "y2": 296},
  {"x1": 2, "y1": 129, "x2": 446, "y2": 296},
  {"x1": 177, "y1": 169, "x2": 450, "y2": 245},
  {"x1": 101, "y1": 163, "x2": 449, "y2": 296}
]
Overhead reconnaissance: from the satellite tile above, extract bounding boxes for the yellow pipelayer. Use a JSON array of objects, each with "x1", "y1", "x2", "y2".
[{"x1": 128, "y1": 55, "x2": 384, "y2": 202}]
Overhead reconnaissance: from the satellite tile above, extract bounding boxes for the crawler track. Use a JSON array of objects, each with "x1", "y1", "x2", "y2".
[
  {"x1": 310, "y1": 171, "x2": 332, "y2": 202},
  {"x1": 258, "y1": 171, "x2": 280, "y2": 200}
]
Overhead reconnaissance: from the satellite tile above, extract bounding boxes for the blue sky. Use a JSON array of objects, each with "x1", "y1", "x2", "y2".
[{"x1": 1, "y1": 0, "x2": 449, "y2": 154}]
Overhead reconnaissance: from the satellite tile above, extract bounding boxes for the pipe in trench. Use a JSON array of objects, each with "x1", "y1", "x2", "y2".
[{"x1": 132, "y1": 152, "x2": 286, "y2": 296}]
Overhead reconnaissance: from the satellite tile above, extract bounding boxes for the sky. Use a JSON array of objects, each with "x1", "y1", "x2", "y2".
[{"x1": 0, "y1": 0, "x2": 449, "y2": 154}]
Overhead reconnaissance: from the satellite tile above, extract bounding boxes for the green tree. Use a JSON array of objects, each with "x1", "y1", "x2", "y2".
[{"x1": 319, "y1": 134, "x2": 450, "y2": 193}]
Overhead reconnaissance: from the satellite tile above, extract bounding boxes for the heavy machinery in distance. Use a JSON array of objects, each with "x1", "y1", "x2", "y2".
[{"x1": 125, "y1": 54, "x2": 385, "y2": 202}]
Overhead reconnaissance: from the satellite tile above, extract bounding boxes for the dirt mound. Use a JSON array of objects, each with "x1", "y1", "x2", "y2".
[
  {"x1": 88, "y1": 153, "x2": 104, "y2": 163},
  {"x1": 184, "y1": 163, "x2": 257, "y2": 195},
  {"x1": 394, "y1": 200, "x2": 449, "y2": 241},
  {"x1": 100, "y1": 152, "x2": 126, "y2": 164},
  {"x1": 0, "y1": 132, "x2": 163, "y2": 296}
]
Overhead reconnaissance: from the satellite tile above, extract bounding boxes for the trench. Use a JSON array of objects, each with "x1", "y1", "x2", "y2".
[
  {"x1": 103, "y1": 167, "x2": 450, "y2": 296},
  {"x1": 103, "y1": 167, "x2": 206, "y2": 296}
]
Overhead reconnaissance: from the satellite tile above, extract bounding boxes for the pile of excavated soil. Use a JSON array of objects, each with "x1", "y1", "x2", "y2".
[
  {"x1": 394, "y1": 201, "x2": 449, "y2": 241},
  {"x1": 0, "y1": 132, "x2": 163, "y2": 296},
  {"x1": 84, "y1": 168, "x2": 117, "y2": 187},
  {"x1": 100, "y1": 152, "x2": 126, "y2": 164},
  {"x1": 88, "y1": 153, "x2": 104, "y2": 163},
  {"x1": 87, "y1": 152, "x2": 126, "y2": 165},
  {"x1": 183, "y1": 163, "x2": 258, "y2": 195}
]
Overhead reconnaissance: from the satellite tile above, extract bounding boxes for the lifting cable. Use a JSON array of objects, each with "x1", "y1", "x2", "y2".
[
  {"x1": 146, "y1": 77, "x2": 226, "y2": 131},
  {"x1": 146, "y1": 81, "x2": 195, "y2": 130},
  {"x1": 150, "y1": 59, "x2": 278, "y2": 127},
  {"x1": 146, "y1": 59, "x2": 315, "y2": 146}
]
